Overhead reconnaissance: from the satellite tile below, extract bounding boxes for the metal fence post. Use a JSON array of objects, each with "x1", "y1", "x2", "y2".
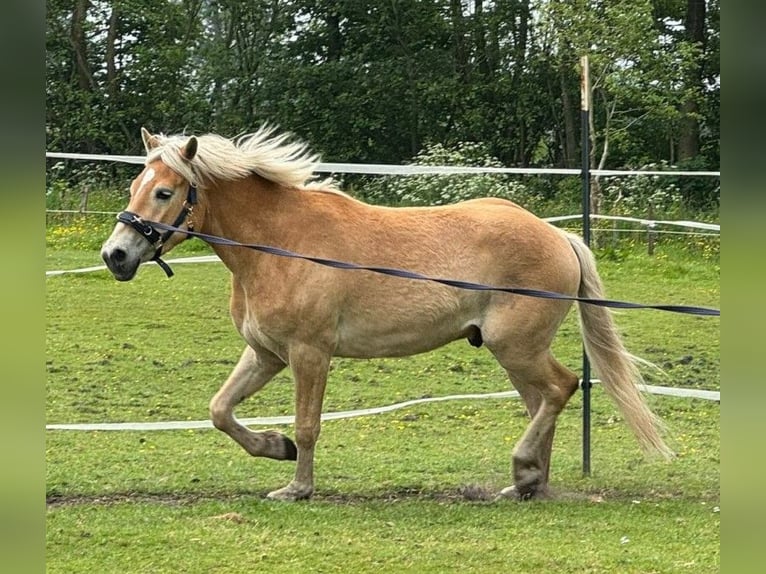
[{"x1": 580, "y1": 55, "x2": 592, "y2": 477}]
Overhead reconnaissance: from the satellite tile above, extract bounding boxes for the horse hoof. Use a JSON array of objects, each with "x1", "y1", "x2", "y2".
[
  {"x1": 495, "y1": 485, "x2": 521, "y2": 501},
  {"x1": 266, "y1": 483, "x2": 313, "y2": 502},
  {"x1": 495, "y1": 485, "x2": 539, "y2": 501}
]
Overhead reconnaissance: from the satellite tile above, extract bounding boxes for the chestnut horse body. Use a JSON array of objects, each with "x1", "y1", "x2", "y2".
[{"x1": 101, "y1": 127, "x2": 670, "y2": 501}]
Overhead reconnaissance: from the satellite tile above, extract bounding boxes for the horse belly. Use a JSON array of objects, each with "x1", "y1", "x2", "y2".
[
  {"x1": 334, "y1": 294, "x2": 482, "y2": 358},
  {"x1": 335, "y1": 323, "x2": 467, "y2": 358}
]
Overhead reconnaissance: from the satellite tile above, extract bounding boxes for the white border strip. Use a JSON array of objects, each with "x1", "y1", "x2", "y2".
[
  {"x1": 47, "y1": 152, "x2": 145, "y2": 164},
  {"x1": 45, "y1": 209, "x2": 720, "y2": 233},
  {"x1": 547, "y1": 214, "x2": 720, "y2": 231},
  {"x1": 45, "y1": 151, "x2": 720, "y2": 178},
  {"x1": 45, "y1": 255, "x2": 222, "y2": 277},
  {"x1": 46, "y1": 384, "x2": 718, "y2": 431}
]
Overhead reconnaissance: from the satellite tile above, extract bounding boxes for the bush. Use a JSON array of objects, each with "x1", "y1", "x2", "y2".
[
  {"x1": 600, "y1": 160, "x2": 719, "y2": 220},
  {"x1": 601, "y1": 161, "x2": 683, "y2": 218},
  {"x1": 355, "y1": 141, "x2": 535, "y2": 207}
]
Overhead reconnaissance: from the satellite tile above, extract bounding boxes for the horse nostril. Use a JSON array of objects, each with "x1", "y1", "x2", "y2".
[{"x1": 111, "y1": 248, "x2": 127, "y2": 263}]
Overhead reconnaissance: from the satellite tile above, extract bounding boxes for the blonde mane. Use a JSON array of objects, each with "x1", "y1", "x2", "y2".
[{"x1": 146, "y1": 126, "x2": 334, "y2": 190}]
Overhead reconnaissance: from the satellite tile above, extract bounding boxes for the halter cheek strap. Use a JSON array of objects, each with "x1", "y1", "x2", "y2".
[{"x1": 115, "y1": 184, "x2": 197, "y2": 278}]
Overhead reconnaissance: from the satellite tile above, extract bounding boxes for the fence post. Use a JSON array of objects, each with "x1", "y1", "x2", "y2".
[
  {"x1": 580, "y1": 55, "x2": 592, "y2": 477},
  {"x1": 79, "y1": 185, "x2": 90, "y2": 214},
  {"x1": 647, "y1": 201, "x2": 655, "y2": 256}
]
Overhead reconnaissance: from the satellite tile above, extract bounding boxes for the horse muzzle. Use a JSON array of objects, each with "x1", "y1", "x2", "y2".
[
  {"x1": 101, "y1": 244, "x2": 142, "y2": 281},
  {"x1": 101, "y1": 221, "x2": 155, "y2": 281}
]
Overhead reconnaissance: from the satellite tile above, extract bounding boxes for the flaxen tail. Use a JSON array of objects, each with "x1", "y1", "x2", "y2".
[{"x1": 566, "y1": 232, "x2": 673, "y2": 459}]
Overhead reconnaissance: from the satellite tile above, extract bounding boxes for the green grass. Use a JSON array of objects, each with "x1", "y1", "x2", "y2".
[
  {"x1": 47, "y1": 498, "x2": 719, "y2": 573},
  {"x1": 46, "y1": 238, "x2": 719, "y2": 573}
]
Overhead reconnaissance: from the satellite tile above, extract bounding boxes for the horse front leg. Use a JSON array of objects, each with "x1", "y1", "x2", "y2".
[
  {"x1": 267, "y1": 343, "x2": 330, "y2": 501},
  {"x1": 209, "y1": 345, "x2": 296, "y2": 461}
]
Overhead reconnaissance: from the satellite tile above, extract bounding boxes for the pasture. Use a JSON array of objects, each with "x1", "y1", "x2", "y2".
[{"x1": 46, "y1": 236, "x2": 719, "y2": 573}]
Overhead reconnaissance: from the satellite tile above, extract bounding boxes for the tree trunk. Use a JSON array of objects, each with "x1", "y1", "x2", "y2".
[
  {"x1": 589, "y1": 90, "x2": 616, "y2": 216},
  {"x1": 70, "y1": 0, "x2": 94, "y2": 91},
  {"x1": 326, "y1": 11, "x2": 343, "y2": 62},
  {"x1": 473, "y1": 0, "x2": 490, "y2": 78},
  {"x1": 105, "y1": 5, "x2": 133, "y2": 142},
  {"x1": 450, "y1": 0, "x2": 469, "y2": 82},
  {"x1": 105, "y1": 5, "x2": 118, "y2": 101},
  {"x1": 512, "y1": 1, "x2": 530, "y2": 166},
  {"x1": 678, "y1": 0, "x2": 706, "y2": 161},
  {"x1": 560, "y1": 65, "x2": 577, "y2": 168}
]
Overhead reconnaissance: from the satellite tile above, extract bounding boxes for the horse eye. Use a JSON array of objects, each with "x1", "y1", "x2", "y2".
[{"x1": 155, "y1": 189, "x2": 174, "y2": 201}]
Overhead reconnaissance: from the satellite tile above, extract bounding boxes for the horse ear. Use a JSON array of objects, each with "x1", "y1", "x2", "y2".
[
  {"x1": 141, "y1": 127, "x2": 160, "y2": 151},
  {"x1": 181, "y1": 136, "x2": 198, "y2": 161}
]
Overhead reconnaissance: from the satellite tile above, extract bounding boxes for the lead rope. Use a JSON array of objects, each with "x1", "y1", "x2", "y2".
[{"x1": 142, "y1": 218, "x2": 719, "y2": 317}]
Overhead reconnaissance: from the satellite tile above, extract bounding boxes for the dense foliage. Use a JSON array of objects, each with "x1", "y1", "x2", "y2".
[{"x1": 46, "y1": 0, "x2": 719, "y2": 209}]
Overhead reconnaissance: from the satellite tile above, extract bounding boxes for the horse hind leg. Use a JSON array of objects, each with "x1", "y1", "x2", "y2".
[
  {"x1": 209, "y1": 345, "x2": 296, "y2": 461},
  {"x1": 493, "y1": 350, "x2": 579, "y2": 500}
]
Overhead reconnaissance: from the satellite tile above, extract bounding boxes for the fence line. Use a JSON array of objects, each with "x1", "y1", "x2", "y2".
[
  {"x1": 45, "y1": 151, "x2": 720, "y2": 239},
  {"x1": 46, "y1": 255, "x2": 221, "y2": 277},
  {"x1": 45, "y1": 151, "x2": 721, "y2": 178},
  {"x1": 45, "y1": 382, "x2": 719, "y2": 432},
  {"x1": 46, "y1": 207, "x2": 720, "y2": 234},
  {"x1": 546, "y1": 214, "x2": 720, "y2": 232},
  {"x1": 47, "y1": 209, "x2": 117, "y2": 216}
]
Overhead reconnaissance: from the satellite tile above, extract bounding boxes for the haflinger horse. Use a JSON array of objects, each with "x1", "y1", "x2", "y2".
[{"x1": 101, "y1": 126, "x2": 671, "y2": 501}]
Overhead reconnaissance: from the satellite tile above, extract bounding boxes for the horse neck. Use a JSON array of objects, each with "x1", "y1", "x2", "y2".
[{"x1": 200, "y1": 176, "x2": 298, "y2": 268}]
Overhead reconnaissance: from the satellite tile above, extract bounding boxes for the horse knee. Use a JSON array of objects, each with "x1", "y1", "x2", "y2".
[{"x1": 209, "y1": 397, "x2": 232, "y2": 431}]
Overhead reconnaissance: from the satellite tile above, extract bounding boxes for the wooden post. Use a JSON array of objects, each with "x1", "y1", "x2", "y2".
[{"x1": 79, "y1": 185, "x2": 90, "y2": 214}]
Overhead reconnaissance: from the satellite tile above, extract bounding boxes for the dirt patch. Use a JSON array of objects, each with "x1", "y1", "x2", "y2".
[{"x1": 46, "y1": 484, "x2": 612, "y2": 509}]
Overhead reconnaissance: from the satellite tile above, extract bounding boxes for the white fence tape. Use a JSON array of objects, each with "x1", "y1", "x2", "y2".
[
  {"x1": 45, "y1": 383, "x2": 719, "y2": 432},
  {"x1": 46, "y1": 255, "x2": 221, "y2": 277},
  {"x1": 45, "y1": 151, "x2": 721, "y2": 178},
  {"x1": 547, "y1": 214, "x2": 720, "y2": 231}
]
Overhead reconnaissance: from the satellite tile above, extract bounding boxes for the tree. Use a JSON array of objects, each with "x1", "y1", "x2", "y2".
[
  {"x1": 46, "y1": 0, "x2": 206, "y2": 155},
  {"x1": 45, "y1": 0, "x2": 718, "y2": 209},
  {"x1": 538, "y1": 0, "x2": 701, "y2": 212},
  {"x1": 194, "y1": 0, "x2": 295, "y2": 133}
]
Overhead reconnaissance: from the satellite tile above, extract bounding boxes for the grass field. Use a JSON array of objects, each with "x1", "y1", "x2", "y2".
[{"x1": 46, "y1": 233, "x2": 719, "y2": 573}]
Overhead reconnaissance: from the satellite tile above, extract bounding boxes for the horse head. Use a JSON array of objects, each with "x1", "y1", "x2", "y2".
[{"x1": 101, "y1": 128, "x2": 200, "y2": 280}]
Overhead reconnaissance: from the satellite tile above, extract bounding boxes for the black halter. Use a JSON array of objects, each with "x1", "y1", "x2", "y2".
[{"x1": 115, "y1": 184, "x2": 198, "y2": 278}]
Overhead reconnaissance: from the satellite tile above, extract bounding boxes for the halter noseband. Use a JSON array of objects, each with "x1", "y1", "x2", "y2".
[{"x1": 115, "y1": 183, "x2": 198, "y2": 278}]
